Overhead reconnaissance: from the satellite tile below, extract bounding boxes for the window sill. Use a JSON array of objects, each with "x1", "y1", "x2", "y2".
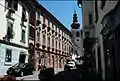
[
  {"x1": 20, "y1": 40, "x2": 26, "y2": 43},
  {"x1": 4, "y1": 62, "x2": 12, "y2": 66}
]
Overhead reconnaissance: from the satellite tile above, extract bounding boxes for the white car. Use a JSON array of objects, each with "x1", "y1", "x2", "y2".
[{"x1": 67, "y1": 61, "x2": 76, "y2": 69}]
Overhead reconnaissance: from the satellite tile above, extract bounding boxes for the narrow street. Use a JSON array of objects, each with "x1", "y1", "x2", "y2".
[{"x1": 0, "y1": 0, "x2": 120, "y2": 81}]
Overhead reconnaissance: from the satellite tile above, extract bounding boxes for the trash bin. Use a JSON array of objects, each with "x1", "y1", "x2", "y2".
[{"x1": 38, "y1": 67, "x2": 54, "y2": 81}]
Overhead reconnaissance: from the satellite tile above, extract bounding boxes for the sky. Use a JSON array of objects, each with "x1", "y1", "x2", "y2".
[{"x1": 37, "y1": 0, "x2": 82, "y2": 30}]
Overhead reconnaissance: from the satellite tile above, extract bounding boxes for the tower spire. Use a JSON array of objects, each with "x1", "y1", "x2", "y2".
[
  {"x1": 71, "y1": 8, "x2": 80, "y2": 29},
  {"x1": 74, "y1": 8, "x2": 76, "y2": 14}
]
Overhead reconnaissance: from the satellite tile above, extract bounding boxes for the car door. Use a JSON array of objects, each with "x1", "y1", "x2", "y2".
[{"x1": 23, "y1": 64, "x2": 31, "y2": 75}]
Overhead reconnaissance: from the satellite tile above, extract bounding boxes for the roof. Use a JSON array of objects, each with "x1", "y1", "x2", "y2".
[{"x1": 34, "y1": 0, "x2": 72, "y2": 36}]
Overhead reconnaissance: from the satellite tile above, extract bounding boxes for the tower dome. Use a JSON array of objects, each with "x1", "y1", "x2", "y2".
[{"x1": 71, "y1": 9, "x2": 80, "y2": 29}]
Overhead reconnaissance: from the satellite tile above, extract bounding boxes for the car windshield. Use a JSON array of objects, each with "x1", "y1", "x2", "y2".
[
  {"x1": 12, "y1": 63, "x2": 24, "y2": 68},
  {"x1": 12, "y1": 63, "x2": 19, "y2": 68}
]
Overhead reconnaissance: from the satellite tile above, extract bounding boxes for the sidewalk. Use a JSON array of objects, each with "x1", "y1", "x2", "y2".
[{"x1": 16, "y1": 71, "x2": 39, "y2": 80}]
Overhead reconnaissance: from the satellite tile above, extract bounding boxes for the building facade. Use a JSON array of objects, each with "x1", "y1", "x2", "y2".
[
  {"x1": 0, "y1": 0, "x2": 78, "y2": 75},
  {"x1": 97, "y1": 1, "x2": 120, "y2": 81},
  {"x1": 0, "y1": 0, "x2": 30, "y2": 75},
  {"x1": 78, "y1": 0, "x2": 120, "y2": 81},
  {"x1": 29, "y1": 1, "x2": 73, "y2": 70},
  {"x1": 78, "y1": 0, "x2": 97, "y2": 76}
]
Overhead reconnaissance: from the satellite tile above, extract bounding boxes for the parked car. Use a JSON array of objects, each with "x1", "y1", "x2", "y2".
[
  {"x1": 67, "y1": 61, "x2": 76, "y2": 68},
  {"x1": 64, "y1": 61, "x2": 76, "y2": 71},
  {"x1": 6, "y1": 63, "x2": 35, "y2": 77}
]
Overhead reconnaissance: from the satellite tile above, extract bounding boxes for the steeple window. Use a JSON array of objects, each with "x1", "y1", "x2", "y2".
[{"x1": 76, "y1": 32, "x2": 80, "y2": 37}]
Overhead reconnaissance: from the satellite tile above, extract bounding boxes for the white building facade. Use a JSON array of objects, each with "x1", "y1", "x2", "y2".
[{"x1": 0, "y1": 0, "x2": 29, "y2": 75}]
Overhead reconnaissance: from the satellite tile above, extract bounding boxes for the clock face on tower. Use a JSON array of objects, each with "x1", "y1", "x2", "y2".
[{"x1": 75, "y1": 38, "x2": 80, "y2": 43}]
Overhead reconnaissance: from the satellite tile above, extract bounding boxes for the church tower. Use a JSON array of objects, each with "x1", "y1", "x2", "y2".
[{"x1": 71, "y1": 9, "x2": 83, "y2": 57}]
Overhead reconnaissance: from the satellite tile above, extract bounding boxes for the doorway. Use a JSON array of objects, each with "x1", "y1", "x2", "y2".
[{"x1": 19, "y1": 53, "x2": 26, "y2": 63}]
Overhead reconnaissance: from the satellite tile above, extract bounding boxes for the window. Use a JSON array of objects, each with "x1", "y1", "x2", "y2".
[
  {"x1": 100, "y1": 0, "x2": 106, "y2": 9},
  {"x1": 89, "y1": 13, "x2": 93, "y2": 25},
  {"x1": 76, "y1": 32, "x2": 80, "y2": 37},
  {"x1": 6, "y1": 9, "x2": 15, "y2": 21},
  {"x1": 21, "y1": 29, "x2": 25, "y2": 42},
  {"x1": 65, "y1": 44, "x2": 66, "y2": 51},
  {"x1": 5, "y1": 0, "x2": 18, "y2": 11},
  {"x1": 48, "y1": 37, "x2": 50, "y2": 46},
  {"x1": 55, "y1": 26, "x2": 57, "y2": 32},
  {"x1": 67, "y1": 45, "x2": 69, "y2": 52},
  {"x1": 5, "y1": 0, "x2": 12, "y2": 10},
  {"x1": 6, "y1": 21, "x2": 14, "y2": 41},
  {"x1": 62, "y1": 44, "x2": 63, "y2": 50},
  {"x1": 48, "y1": 20, "x2": 50, "y2": 27},
  {"x1": 5, "y1": 49, "x2": 12, "y2": 62},
  {"x1": 56, "y1": 40, "x2": 57, "y2": 48},
  {"x1": 37, "y1": 32, "x2": 40, "y2": 41},
  {"x1": 30, "y1": 11, "x2": 36, "y2": 26},
  {"x1": 13, "y1": 0, "x2": 18, "y2": 11},
  {"x1": 29, "y1": 26, "x2": 35, "y2": 39},
  {"x1": 52, "y1": 38, "x2": 54, "y2": 47},
  {"x1": 43, "y1": 16, "x2": 45, "y2": 24},
  {"x1": 59, "y1": 41, "x2": 61, "y2": 49},
  {"x1": 37, "y1": 12, "x2": 41, "y2": 19},
  {"x1": 43, "y1": 34, "x2": 46, "y2": 44},
  {"x1": 21, "y1": 7, "x2": 27, "y2": 23},
  {"x1": 95, "y1": 0, "x2": 99, "y2": 23},
  {"x1": 52, "y1": 24, "x2": 54, "y2": 30}
]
